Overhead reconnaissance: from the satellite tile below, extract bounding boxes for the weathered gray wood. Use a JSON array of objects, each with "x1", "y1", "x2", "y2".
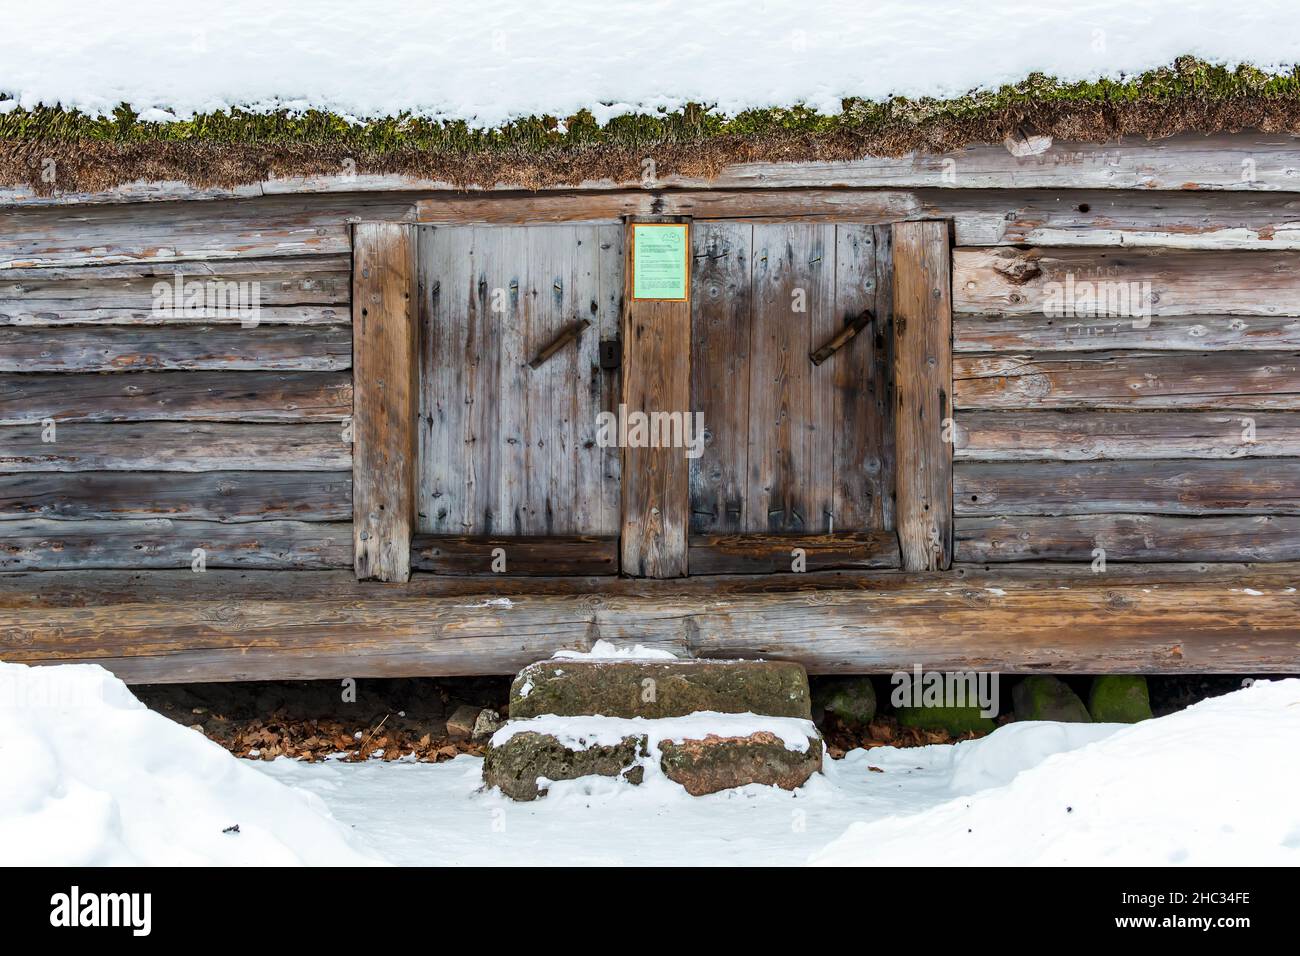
[
  {"x1": 622, "y1": 218, "x2": 691, "y2": 577},
  {"x1": 0, "y1": 471, "x2": 352, "y2": 521},
  {"x1": 954, "y1": 247, "x2": 1300, "y2": 317},
  {"x1": 594, "y1": 224, "x2": 624, "y2": 535},
  {"x1": 892, "y1": 221, "x2": 953, "y2": 571},
  {"x1": 957, "y1": 513, "x2": 1300, "y2": 563},
  {"x1": 954, "y1": 351, "x2": 1300, "y2": 410},
  {"x1": 955, "y1": 313, "x2": 1300, "y2": 351},
  {"x1": 0, "y1": 371, "x2": 353, "y2": 424},
  {"x1": 0, "y1": 519, "x2": 352, "y2": 570},
  {"x1": 0, "y1": 421, "x2": 351, "y2": 471},
  {"x1": 3, "y1": 564, "x2": 1298, "y2": 681},
  {"x1": 1, "y1": 305, "x2": 348, "y2": 327},
  {"x1": 353, "y1": 222, "x2": 417, "y2": 582},
  {"x1": 0, "y1": 326, "x2": 352, "y2": 372},
  {"x1": 955, "y1": 459, "x2": 1300, "y2": 516},
  {"x1": 411, "y1": 534, "x2": 618, "y2": 575},
  {"x1": 689, "y1": 221, "x2": 752, "y2": 534},
  {"x1": 688, "y1": 531, "x2": 900, "y2": 574},
  {"x1": 956, "y1": 410, "x2": 1300, "y2": 460},
  {"x1": 0, "y1": 196, "x2": 414, "y2": 268}
]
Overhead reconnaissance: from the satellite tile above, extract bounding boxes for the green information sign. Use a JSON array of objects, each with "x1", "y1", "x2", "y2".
[{"x1": 632, "y1": 223, "x2": 689, "y2": 300}]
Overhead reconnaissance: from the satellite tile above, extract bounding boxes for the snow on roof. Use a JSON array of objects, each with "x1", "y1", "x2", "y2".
[{"x1": 4, "y1": 0, "x2": 1300, "y2": 126}]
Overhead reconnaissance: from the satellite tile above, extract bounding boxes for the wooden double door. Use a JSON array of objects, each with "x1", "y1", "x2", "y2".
[{"x1": 414, "y1": 220, "x2": 902, "y2": 576}]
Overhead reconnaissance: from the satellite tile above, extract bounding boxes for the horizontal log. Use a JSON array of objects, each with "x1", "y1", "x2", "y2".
[
  {"x1": 0, "y1": 371, "x2": 353, "y2": 424},
  {"x1": 954, "y1": 247, "x2": 1300, "y2": 318},
  {"x1": 956, "y1": 410, "x2": 1300, "y2": 460},
  {"x1": 688, "y1": 532, "x2": 900, "y2": 574},
  {"x1": 0, "y1": 305, "x2": 348, "y2": 327},
  {"x1": 949, "y1": 189, "x2": 1300, "y2": 249},
  {"x1": 956, "y1": 514, "x2": 1300, "y2": 563},
  {"x1": 954, "y1": 351, "x2": 1300, "y2": 410},
  {"x1": 0, "y1": 471, "x2": 352, "y2": 521},
  {"x1": 0, "y1": 196, "x2": 414, "y2": 268},
  {"x1": 0, "y1": 422, "x2": 351, "y2": 471},
  {"x1": 954, "y1": 314, "x2": 1300, "y2": 352},
  {"x1": 955, "y1": 460, "x2": 1300, "y2": 516},
  {"x1": 1, "y1": 564, "x2": 1297, "y2": 681},
  {"x1": 0, "y1": 255, "x2": 350, "y2": 310},
  {"x1": 411, "y1": 534, "x2": 618, "y2": 575},
  {"x1": 0, "y1": 326, "x2": 352, "y2": 372},
  {"x1": 0, "y1": 519, "x2": 352, "y2": 570}
]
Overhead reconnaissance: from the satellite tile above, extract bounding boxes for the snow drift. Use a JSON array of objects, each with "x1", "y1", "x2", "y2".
[{"x1": 0, "y1": 661, "x2": 378, "y2": 865}]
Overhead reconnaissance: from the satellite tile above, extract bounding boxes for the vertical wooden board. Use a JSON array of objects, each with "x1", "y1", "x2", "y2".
[
  {"x1": 747, "y1": 223, "x2": 829, "y2": 533},
  {"x1": 570, "y1": 227, "x2": 605, "y2": 534},
  {"x1": 525, "y1": 227, "x2": 560, "y2": 533},
  {"x1": 595, "y1": 224, "x2": 624, "y2": 535},
  {"x1": 621, "y1": 218, "x2": 691, "y2": 577},
  {"x1": 496, "y1": 227, "x2": 531, "y2": 534},
  {"x1": 873, "y1": 224, "x2": 897, "y2": 532},
  {"x1": 689, "y1": 221, "x2": 752, "y2": 534},
  {"x1": 353, "y1": 221, "x2": 417, "y2": 581},
  {"x1": 830, "y1": 223, "x2": 886, "y2": 530},
  {"x1": 805, "y1": 224, "x2": 837, "y2": 534},
  {"x1": 892, "y1": 220, "x2": 953, "y2": 571},
  {"x1": 464, "y1": 226, "x2": 502, "y2": 534}
]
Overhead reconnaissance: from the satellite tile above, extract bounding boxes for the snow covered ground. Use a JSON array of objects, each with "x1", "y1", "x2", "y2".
[
  {"x1": 3, "y1": 2, "x2": 1300, "y2": 125},
  {"x1": 4, "y1": 659, "x2": 1298, "y2": 866}
]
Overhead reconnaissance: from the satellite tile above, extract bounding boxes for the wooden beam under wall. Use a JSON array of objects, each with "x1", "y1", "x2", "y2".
[
  {"x1": 621, "y1": 217, "x2": 691, "y2": 577},
  {"x1": 893, "y1": 221, "x2": 954, "y2": 571},
  {"x1": 352, "y1": 222, "x2": 417, "y2": 581}
]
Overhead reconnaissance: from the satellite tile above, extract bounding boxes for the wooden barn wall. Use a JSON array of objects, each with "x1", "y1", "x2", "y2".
[
  {"x1": 951, "y1": 239, "x2": 1300, "y2": 564},
  {"x1": 0, "y1": 196, "x2": 410, "y2": 571}
]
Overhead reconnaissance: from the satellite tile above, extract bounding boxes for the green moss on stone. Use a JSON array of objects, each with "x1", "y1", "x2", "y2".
[
  {"x1": 1088, "y1": 676, "x2": 1153, "y2": 723},
  {"x1": 1012, "y1": 676, "x2": 1092, "y2": 723},
  {"x1": 894, "y1": 704, "x2": 996, "y2": 736}
]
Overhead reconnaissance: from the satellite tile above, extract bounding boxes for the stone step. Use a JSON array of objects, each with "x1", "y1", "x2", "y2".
[
  {"x1": 483, "y1": 713, "x2": 823, "y2": 800},
  {"x1": 509, "y1": 658, "x2": 811, "y2": 720}
]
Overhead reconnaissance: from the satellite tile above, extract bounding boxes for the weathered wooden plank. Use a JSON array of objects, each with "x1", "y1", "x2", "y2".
[
  {"x1": 956, "y1": 410, "x2": 1300, "y2": 460},
  {"x1": 746, "y1": 222, "x2": 835, "y2": 533},
  {"x1": 416, "y1": 189, "x2": 924, "y2": 224},
  {"x1": 954, "y1": 247, "x2": 1300, "y2": 317},
  {"x1": 0, "y1": 422, "x2": 351, "y2": 471},
  {"x1": 568, "y1": 228, "x2": 606, "y2": 536},
  {"x1": 956, "y1": 513, "x2": 1300, "y2": 563},
  {"x1": 954, "y1": 313, "x2": 1300, "y2": 351},
  {"x1": 689, "y1": 221, "x2": 752, "y2": 534},
  {"x1": 892, "y1": 221, "x2": 953, "y2": 571},
  {"x1": 0, "y1": 326, "x2": 352, "y2": 372},
  {"x1": 494, "y1": 227, "x2": 533, "y2": 534},
  {"x1": 955, "y1": 459, "x2": 1300, "y2": 516},
  {"x1": 954, "y1": 351, "x2": 1300, "y2": 410},
  {"x1": 0, "y1": 471, "x2": 352, "y2": 521},
  {"x1": 0, "y1": 305, "x2": 348, "y2": 327},
  {"x1": 831, "y1": 222, "x2": 891, "y2": 530},
  {"x1": 0, "y1": 371, "x2": 353, "y2": 424},
  {"x1": 594, "y1": 224, "x2": 624, "y2": 535},
  {"x1": 411, "y1": 534, "x2": 618, "y2": 576},
  {"x1": 352, "y1": 222, "x2": 417, "y2": 581},
  {"x1": 688, "y1": 531, "x2": 900, "y2": 574},
  {"x1": 0, "y1": 196, "x2": 414, "y2": 268},
  {"x1": 621, "y1": 218, "x2": 691, "y2": 577},
  {"x1": 948, "y1": 189, "x2": 1300, "y2": 249},
  {"x1": 3, "y1": 564, "x2": 1298, "y2": 681},
  {"x1": 0, "y1": 519, "x2": 352, "y2": 570}
]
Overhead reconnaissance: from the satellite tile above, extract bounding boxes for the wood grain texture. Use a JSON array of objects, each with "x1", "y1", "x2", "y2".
[
  {"x1": 0, "y1": 519, "x2": 352, "y2": 570},
  {"x1": 954, "y1": 247, "x2": 1300, "y2": 317},
  {"x1": 621, "y1": 218, "x2": 691, "y2": 577},
  {"x1": 0, "y1": 371, "x2": 353, "y2": 424},
  {"x1": 955, "y1": 459, "x2": 1300, "y2": 515},
  {"x1": 0, "y1": 325, "x2": 352, "y2": 372},
  {"x1": 0, "y1": 422, "x2": 350, "y2": 471},
  {"x1": 0, "y1": 471, "x2": 352, "y2": 521},
  {"x1": 352, "y1": 222, "x2": 416, "y2": 581},
  {"x1": 3, "y1": 564, "x2": 1297, "y2": 681},
  {"x1": 956, "y1": 410, "x2": 1300, "y2": 460},
  {"x1": 892, "y1": 221, "x2": 953, "y2": 570},
  {"x1": 954, "y1": 313, "x2": 1300, "y2": 352},
  {"x1": 953, "y1": 351, "x2": 1300, "y2": 410},
  {"x1": 956, "y1": 513, "x2": 1300, "y2": 563},
  {"x1": 411, "y1": 534, "x2": 618, "y2": 575},
  {"x1": 688, "y1": 531, "x2": 900, "y2": 574}
]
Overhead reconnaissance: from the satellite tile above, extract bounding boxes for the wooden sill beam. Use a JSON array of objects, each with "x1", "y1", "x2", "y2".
[{"x1": 2, "y1": 565, "x2": 1297, "y2": 682}]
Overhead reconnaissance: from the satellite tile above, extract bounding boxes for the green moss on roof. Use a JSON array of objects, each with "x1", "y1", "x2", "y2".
[{"x1": 2, "y1": 57, "x2": 1300, "y2": 193}]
